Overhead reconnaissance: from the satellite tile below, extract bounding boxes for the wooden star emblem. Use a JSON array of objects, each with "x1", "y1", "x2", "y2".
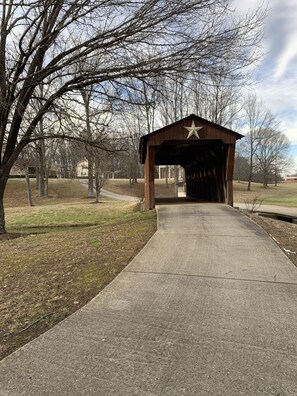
[{"x1": 184, "y1": 121, "x2": 203, "y2": 139}]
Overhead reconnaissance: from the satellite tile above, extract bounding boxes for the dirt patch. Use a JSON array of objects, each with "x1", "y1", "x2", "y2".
[
  {"x1": 0, "y1": 233, "x2": 33, "y2": 241},
  {"x1": 244, "y1": 211, "x2": 297, "y2": 268}
]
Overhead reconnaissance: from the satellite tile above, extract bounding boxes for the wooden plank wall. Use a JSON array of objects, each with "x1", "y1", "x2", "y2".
[
  {"x1": 185, "y1": 148, "x2": 227, "y2": 203},
  {"x1": 149, "y1": 118, "x2": 237, "y2": 146}
]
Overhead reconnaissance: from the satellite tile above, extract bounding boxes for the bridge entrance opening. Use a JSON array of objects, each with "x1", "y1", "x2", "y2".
[{"x1": 139, "y1": 114, "x2": 243, "y2": 210}]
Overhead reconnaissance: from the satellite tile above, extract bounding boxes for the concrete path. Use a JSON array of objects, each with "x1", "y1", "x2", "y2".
[
  {"x1": 1, "y1": 204, "x2": 297, "y2": 395},
  {"x1": 100, "y1": 188, "x2": 138, "y2": 202},
  {"x1": 79, "y1": 179, "x2": 138, "y2": 202}
]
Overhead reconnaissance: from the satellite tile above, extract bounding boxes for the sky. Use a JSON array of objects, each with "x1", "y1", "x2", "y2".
[{"x1": 234, "y1": 0, "x2": 297, "y2": 171}]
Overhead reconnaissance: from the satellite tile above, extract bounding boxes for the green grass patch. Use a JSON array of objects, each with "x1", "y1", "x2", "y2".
[
  {"x1": 233, "y1": 181, "x2": 297, "y2": 207},
  {"x1": 261, "y1": 196, "x2": 297, "y2": 207},
  {"x1": 5, "y1": 202, "x2": 127, "y2": 230}
]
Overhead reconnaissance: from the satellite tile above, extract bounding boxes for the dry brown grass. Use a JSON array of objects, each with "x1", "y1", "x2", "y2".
[
  {"x1": 0, "y1": 180, "x2": 157, "y2": 360},
  {"x1": 104, "y1": 179, "x2": 297, "y2": 207},
  {"x1": 244, "y1": 211, "x2": 297, "y2": 270},
  {"x1": 4, "y1": 178, "x2": 88, "y2": 208},
  {"x1": 104, "y1": 178, "x2": 175, "y2": 198}
]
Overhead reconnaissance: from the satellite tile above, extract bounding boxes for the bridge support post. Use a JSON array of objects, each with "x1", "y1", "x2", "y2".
[
  {"x1": 226, "y1": 144, "x2": 235, "y2": 206},
  {"x1": 144, "y1": 145, "x2": 155, "y2": 210}
]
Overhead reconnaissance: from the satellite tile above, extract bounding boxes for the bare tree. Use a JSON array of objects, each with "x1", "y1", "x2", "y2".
[
  {"x1": 240, "y1": 94, "x2": 278, "y2": 190},
  {"x1": 126, "y1": 77, "x2": 161, "y2": 135},
  {"x1": 189, "y1": 71, "x2": 242, "y2": 127},
  {"x1": 0, "y1": 0, "x2": 265, "y2": 233},
  {"x1": 18, "y1": 148, "x2": 35, "y2": 207},
  {"x1": 234, "y1": 141, "x2": 250, "y2": 182},
  {"x1": 115, "y1": 79, "x2": 159, "y2": 184},
  {"x1": 33, "y1": 123, "x2": 59, "y2": 197},
  {"x1": 255, "y1": 128, "x2": 290, "y2": 187},
  {"x1": 78, "y1": 86, "x2": 111, "y2": 197},
  {"x1": 94, "y1": 154, "x2": 105, "y2": 203},
  {"x1": 159, "y1": 74, "x2": 190, "y2": 125},
  {"x1": 55, "y1": 140, "x2": 81, "y2": 179}
]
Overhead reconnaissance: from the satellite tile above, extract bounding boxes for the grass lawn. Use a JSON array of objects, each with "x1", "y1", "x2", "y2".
[
  {"x1": 104, "y1": 178, "x2": 175, "y2": 198},
  {"x1": 104, "y1": 178, "x2": 297, "y2": 207},
  {"x1": 233, "y1": 181, "x2": 297, "y2": 207},
  {"x1": 0, "y1": 179, "x2": 156, "y2": 359},
  {"x1": 4, "y1": 178, "x2": 88, "y2": 208}
]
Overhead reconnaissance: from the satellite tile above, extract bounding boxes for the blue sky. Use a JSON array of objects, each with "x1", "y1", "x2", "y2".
[{"x1": 234, "y1": 0, "x2": 297, "y2": 171}]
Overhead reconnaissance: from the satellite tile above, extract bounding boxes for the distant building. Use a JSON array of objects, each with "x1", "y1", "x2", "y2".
[
  {"x1": 76, "y1": 160, "x2": 121, "y2": 179},
  {"x1": 76, "y1": 160, "x2": 89, "y2": 177},
  {"x1": 10, "y1": 161, "x2": 57, "y2": 178},
  {"x1": 158, "y1": 165, "x2": 184, "y2": 181},
  {"x1": 285, "y1": 175, "x2": 297, "y2": 182}
]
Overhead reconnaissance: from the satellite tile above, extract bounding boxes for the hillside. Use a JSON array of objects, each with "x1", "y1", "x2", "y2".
[{"x1": 4, "y1": 179, "x2": 88, "y2": 208}]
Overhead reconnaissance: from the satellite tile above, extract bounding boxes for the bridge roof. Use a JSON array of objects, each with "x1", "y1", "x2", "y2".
[{"x1": 139, "y1": 114, "x2": 243, "y2": 164}]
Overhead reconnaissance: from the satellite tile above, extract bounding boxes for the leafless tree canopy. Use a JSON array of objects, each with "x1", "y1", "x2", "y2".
[
  {"x1": 237, "y1": 94, "x2": 291, "y2": 188},
  {"x1": 0, "y1": 0, "x2": 265, "y2": 232}
]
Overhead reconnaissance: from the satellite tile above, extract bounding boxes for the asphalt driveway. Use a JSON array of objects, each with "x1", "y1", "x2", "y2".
[{"x1": 1, "y1": 203, "x2": 297, "y2": 395}]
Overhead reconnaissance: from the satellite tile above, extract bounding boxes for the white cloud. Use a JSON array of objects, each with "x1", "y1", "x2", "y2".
[
  {"x1": 282, "y1": 127, "x2": 297, "y2": 145},
  {"x1": 272, "y1": 0, "x2": 297, "y2": 79},
  {"x1": 253, "y1": 77, "x2": 297, "y2": 143},
  {"x1": 233, "y1": 1, "x2": 297, "y2": 144},
  {"x1": 232, "y1": 0, "x2": 264, "y2": 14},
  {"x1": 274, "y1": 40, "x2": 297, "y2": 80}
]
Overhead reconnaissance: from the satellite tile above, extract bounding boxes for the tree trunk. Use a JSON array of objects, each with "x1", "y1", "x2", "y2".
[
  {"x1": 165, "y1": 165, "x2": 169, "y2": 187},
  {"x1": 274, "y1": 164, "x2": 278, "y2": 187},
  {"x1": 263, "y1": 172, "x2": 268, "y2": 188},
  {"x1": 95, "y1": 174, "x2": 100, "y2": 203},
  {"x1": 88, "y1": 158, "x2": 94, "y2": 197},
  {"x1": 174, "y1": 165, "x2": 179, "y2": 197},
  {"x1": 25, "y1": 166, "x2": 34, "y2": 206},
  {"x1": 94, "y1": 166, "x2": 104, "y2": 204},
  {"x1": 38, "y1": 139, "x2": 46, "y2": 197},
  {"x1": 247, "y1": 178, "x2": 251, "y2": 191},
  {"x1": 262, "y1": 168, "x2": 267, "y2": 187},
  {"x1": 0, "y1": 172, "x2": 9, "y2": 234},
  {"x1": 247, "y1": 166, "x2": 252, "y2": 191},
  {"x1": 38, "y1": 167, "x2": 46, "y2": 196},
  {"x1": 45, "y1": 176, "x2": 49, "y2": 196},
  {"x1": 36, "y1": 167, "x2": 40, "y2": 190},
  {"x1": 247, "y1": 152, "x2": 253, "y2": 191}
]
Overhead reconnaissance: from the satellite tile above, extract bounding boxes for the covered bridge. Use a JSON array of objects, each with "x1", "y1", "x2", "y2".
[{"x1": 139, "y1": 114, "x2": 243, "y2": 210}]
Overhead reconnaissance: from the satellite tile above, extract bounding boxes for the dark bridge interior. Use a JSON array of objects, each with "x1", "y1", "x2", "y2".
[{"x1": 154, "y1": 140, "x2": 228, "y2": 202}]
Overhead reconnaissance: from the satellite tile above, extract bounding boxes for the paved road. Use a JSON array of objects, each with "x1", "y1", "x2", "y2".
[{"x1": 1, "y1": 203, "x2": 297, "y2": 395}]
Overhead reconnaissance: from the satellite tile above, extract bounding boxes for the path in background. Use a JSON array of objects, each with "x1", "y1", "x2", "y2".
[
  {"x1": 79, "y1": 179, "x2": 138, "y2": 202},
  {"x1": 1, "y1": 203, "x2": 297, "y2": 395},
  {"x1": 235, "y1": 202, "x2": 297, "y2": 217},
  {"x1": 101, "y1": 188, "x2": 138, "y2": 202}
]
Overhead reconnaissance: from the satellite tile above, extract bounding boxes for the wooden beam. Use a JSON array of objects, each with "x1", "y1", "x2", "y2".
[
  {"x1": 144, "y1": 145, "x2": 155, "y2": 210},
  {"x1": 226, "y1": 144, "x2": 235, "y2": 206}
]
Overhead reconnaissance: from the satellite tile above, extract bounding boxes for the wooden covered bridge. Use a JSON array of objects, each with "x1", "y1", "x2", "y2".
[{"x1": 139, "y1": 114, "x2": 243, "y2": 210}]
